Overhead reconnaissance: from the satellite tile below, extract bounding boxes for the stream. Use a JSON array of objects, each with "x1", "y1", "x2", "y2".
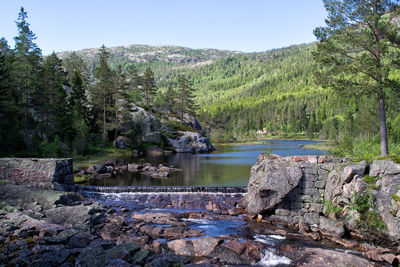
[{"x1": 79, "y1": 140, "x2": 382, "y2": 266}]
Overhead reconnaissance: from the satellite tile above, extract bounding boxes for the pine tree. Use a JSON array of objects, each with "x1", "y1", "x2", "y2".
[
  {"x1": 177, "y1": 75, "x2": 197, "y2": 124},
  {"x1": 126, "y1": 64, "x2": 142, "y2": 103},
  {"x1": 41, "y1": 52, "x2": 65, "y2": 138},
  {"x1": 0, "y1": 38, "x2": 21, "y2": 153},
  {"x1": 313, "y1": 0, "x2": 400, "y2": 155},
  {"x1": 13, "y1": 7, "x2": 42, "y2": 150},
  {"x1": 142, "y1": 67, "x2": 157, "y2": 109},
  {"x1": 63, "y1": 52, "x2": 89, "y2": 86},
  {"x1": 93, "y1": 45, "x2": 115, "y2": 142}
]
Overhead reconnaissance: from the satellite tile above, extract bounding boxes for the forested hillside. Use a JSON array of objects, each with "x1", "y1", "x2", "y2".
[{"x1": 60, "y1": 43, "x2": 400, "y2": 146}]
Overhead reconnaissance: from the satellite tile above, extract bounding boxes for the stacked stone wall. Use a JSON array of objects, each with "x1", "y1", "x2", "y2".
[
  {"x1": 0, "y1": 158, "x2": 74, "y2": 190},
  {"x1": 272, "y1": 156, "x2": 346, "y2": 224}
]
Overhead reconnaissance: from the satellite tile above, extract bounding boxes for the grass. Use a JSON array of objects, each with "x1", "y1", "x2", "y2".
[
  {"x1": 74, "y1": 146, "x2": 132, "y2": 168},
  {"x1": 302, "y1": 141, "x2": 335, "y2": 151}
]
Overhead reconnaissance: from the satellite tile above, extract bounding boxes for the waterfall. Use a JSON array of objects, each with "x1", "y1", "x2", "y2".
[{"x1": 78, "y1": 185, "x2": 248, "y2": 194}]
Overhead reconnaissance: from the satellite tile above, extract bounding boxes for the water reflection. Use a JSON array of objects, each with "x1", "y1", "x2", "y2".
[{"x1": 89, "y1": 140, "x2": 328, "y2": 187}]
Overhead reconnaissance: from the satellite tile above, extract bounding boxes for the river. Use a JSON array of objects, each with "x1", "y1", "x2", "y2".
[{"x1": 89, "y1": 139, "x2": 328, "y2": 187}]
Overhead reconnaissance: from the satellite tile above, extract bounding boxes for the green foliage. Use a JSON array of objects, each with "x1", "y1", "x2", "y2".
[
  {"x1": 313, "y1": 0, "x2": 400, "y2": 155},
  {"x1": 38, "y1": 136, "x2": 66, "y2": 157},
  {"x1": 323, "y1": 200, "x2": 343, "y2": 214},
  {"x1": 74, "y1": 174, "x2": 89, "y2": 184},
  {"x1": 392, "y1": 193, "x2": 400, "y2": 203},
  {"x1": 333, "y1": 136, "x2": 400, "y2": 162},
  {"x1": 349, "y1": 190, "x2": 386, "y2": 233}
]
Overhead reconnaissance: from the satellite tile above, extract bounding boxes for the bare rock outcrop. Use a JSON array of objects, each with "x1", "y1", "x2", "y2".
[{"x1": 241, "y1": 154, "x2": 303, "y2": 216}]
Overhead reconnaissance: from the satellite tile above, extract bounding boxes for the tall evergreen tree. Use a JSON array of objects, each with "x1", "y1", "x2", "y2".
[
  {"x1": 177, "y1": 75, "x2": 197, "y2": 124},
  {"x1": 0, "y1": 38, "x2": 21, "y2": 153},
  {"x1": 142, "y1": 67, "x2": 157, "y2": 109},
  {"x1": 313, "y1": 0, "x2": 400, "y2": 155},
  {"x1": 93, "y1": 45, "x2": 115, "y2": 142},
  {"x1": 126, "y1": 64, "x2": 142, "y2": 103},
  {"x1": 41, "y1": 52, "x2": 65, "y2": 138},
  {"x1": 13, "y1": 7, "x2": 42, "y2": 150},
  {"x1": 63, "y1": 52, "x2": 89, "y2": 86},
  {"x1": 70, "y1": 69, "x2": 89, "y2": 122}
]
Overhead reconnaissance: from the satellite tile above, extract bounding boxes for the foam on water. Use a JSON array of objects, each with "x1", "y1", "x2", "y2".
[
  {"x1": 254, "y1": 234, "x2": 285, "y2": 246},
  {"x1": 268, "y1": 234, "x2": 286, "y2": 240},
  {"x1": 259, "y1": 250, "x2": 291, "y2": 266}
]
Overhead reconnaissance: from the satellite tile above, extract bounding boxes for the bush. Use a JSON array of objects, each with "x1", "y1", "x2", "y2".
[
  {"x1": 38, "y1": 136, "x2": 66, "y2": 157},
  {"x1": 349, "y1": 189, "x2": 386, "y2": 233}
]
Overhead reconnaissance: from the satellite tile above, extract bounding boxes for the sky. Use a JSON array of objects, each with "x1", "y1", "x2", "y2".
[{"x1": 1, "y1": 0, "x2": 328, "y2": 55}]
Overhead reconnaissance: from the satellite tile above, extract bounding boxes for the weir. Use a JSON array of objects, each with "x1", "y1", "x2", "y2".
[{"x1": 78, "y1": 185, "x2": 248, "y2": 194}]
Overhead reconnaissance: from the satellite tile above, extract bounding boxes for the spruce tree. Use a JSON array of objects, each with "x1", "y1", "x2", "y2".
[
  {"x1": 13, "y1": 7, "x2": 42, "y2": 150},
  {"x1": 0, "y1": 38, "x2": 21, "y2": 153},
  {"x1": 177, "y1": 75, "x2": 197, "y2": 124},
  {"x1": 126, "y1": 64, "x2": 142, "y2": 103},
  {"x1": 142, "y1": 67, "x2": 157, "y2": 109},
  {"x1": 63, "y1": 52, "x2": 89, "y2": 86},
  {"x1": 41, "y1": 52, "x2": 65, "y2": 138},
  {"x1": 313, "y1": 0, "x2": 400, "y2": 155},
  {"x1": 93, "y1": 45, "x2": 115, "y2": 142}
]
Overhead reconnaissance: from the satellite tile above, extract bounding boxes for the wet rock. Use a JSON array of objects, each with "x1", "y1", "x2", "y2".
[
  {"x1": 300, "y1": 247, "x2": 374, "y2": 267},
  {"x1": 127, "y1": 163, "x2": 140, "y2": 172},
  {"x1": 132, "y1": 212, "x2": 179, "y2": 225},
  {"x1": 67, "y1": 232, "x2": 94, "y2": 248},
  {"x1": 145, "y1": 252, "x2": 190, "y2": 267},
  {"x1": 105, "y1": 258, "x2": 130, "y2": 267},
  {"x1": 192, "y1": 236, "x2": 221, "y2": 256},
  {"x1": 98, "y1": 216, "x2": 125, "y2": 240},
  {"x1": 241, "y1": 154, "x2": 303, "y2": 215},
  {"x1": 167, "y1": 239, "x2": 195, "y2": 256},
  {"x1": 146, "y1": 146, "x2": 164, "y2": 155},
  {"x1": 210, "y1": 245, "x2": 244, "y2": 265},
  {"x1": 105, "y1": 242, "x2": 141, "y2": 262},
  {"x1": 163, "y1": 226, "x2": 204, "y2": 239},
  {"x1": 75, "y1": 242, "x2": 110, "y2": 267},
  {"x1": 319, "y1": 217, "x2": 345, "y2": 237},
  {"x1": 45, "y1": 204, "x2": 97, "y2": 230},
  {"x1": 117, "y1": 233, "x2": 151, "y2": 246}
]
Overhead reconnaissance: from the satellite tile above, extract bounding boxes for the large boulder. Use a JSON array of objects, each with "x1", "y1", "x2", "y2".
[
  {"x1": 168, "y1": 131, "x2": 214, "y2": 153},
  {"x1": 113, "y1": 136, "x2": 130, "y2": 149},
  {"x1": 241, "y1": 154, "x2": 303, "y2": 215},
  {"x1": 373, "y1": 160, "x2": 400, "y2": 240}
]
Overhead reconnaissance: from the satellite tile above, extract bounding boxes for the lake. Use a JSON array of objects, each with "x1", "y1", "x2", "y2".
[{"x1": 89, "y1": 139, "x2": 328, "y2": 187}]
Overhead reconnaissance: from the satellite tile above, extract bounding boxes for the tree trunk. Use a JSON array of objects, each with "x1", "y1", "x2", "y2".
[
  {"x1": 378, "y1": 89, "x2": 388, "y2": 156},
  {"x1": 103, "y1": 87, "x2": 106, "y2": 142}
]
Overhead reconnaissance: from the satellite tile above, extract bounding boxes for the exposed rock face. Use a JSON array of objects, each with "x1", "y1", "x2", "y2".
[
  {"x1": 113, "y1": 136, "x2": 131, "y2": 149},
  {"x1": 0, "y1": 158, "x2": 74, "y2": 190},
  {"x1": 119, "y1": 103, "x2": 214, "y2": 153},
  {"x1": 168, "y1": 131, "x2": 214, "y2": 153},
  {"x1": 241, "y1": 154, "x2": 400, "y2": 242},
  {"x1": 126, "y1": 104, "x2": 167, "y2": 144},
  {"x1": 241, "y1": 154, "x2": 303, "y2": 215}
]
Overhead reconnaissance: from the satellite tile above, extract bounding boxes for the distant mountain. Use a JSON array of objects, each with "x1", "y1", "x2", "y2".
[
  {"x1": 57, "y1": 44, "x2": 241, "y2": 74},
  {"x1": 59, "y1": 43, "x2": 393, "y2": 142}
]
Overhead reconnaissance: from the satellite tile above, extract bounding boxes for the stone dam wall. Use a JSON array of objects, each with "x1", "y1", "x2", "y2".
[
  {"x1": 241, "y1": 154, "x2": 400, "y2": 240},
  {"x1": 0, "y1": 158, "x2": 74, "y2": 190}
]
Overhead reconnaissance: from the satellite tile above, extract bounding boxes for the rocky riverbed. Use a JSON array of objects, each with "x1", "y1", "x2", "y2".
[{"x1": 0, "y1": 183, "x2": 394, "y2": 266}]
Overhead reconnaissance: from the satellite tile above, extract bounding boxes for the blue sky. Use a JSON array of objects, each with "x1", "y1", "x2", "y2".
[{"x1": 1, "y1": 0, "x2": 327, "y2": 55}]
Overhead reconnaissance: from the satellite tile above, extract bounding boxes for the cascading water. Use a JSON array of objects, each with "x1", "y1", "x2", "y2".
[{"x1": 79, "y1": 185, "x2": 248, "y2": 194}]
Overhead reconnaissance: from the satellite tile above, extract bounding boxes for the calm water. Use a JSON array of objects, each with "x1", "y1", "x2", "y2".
[{"x1": 90, "y1": 139, "x2": 328, "y2": 187}]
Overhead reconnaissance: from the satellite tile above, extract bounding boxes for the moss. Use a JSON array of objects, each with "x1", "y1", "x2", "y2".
[{"x1": 74, "y1": 175, "x2": 90, "y2": 184}]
